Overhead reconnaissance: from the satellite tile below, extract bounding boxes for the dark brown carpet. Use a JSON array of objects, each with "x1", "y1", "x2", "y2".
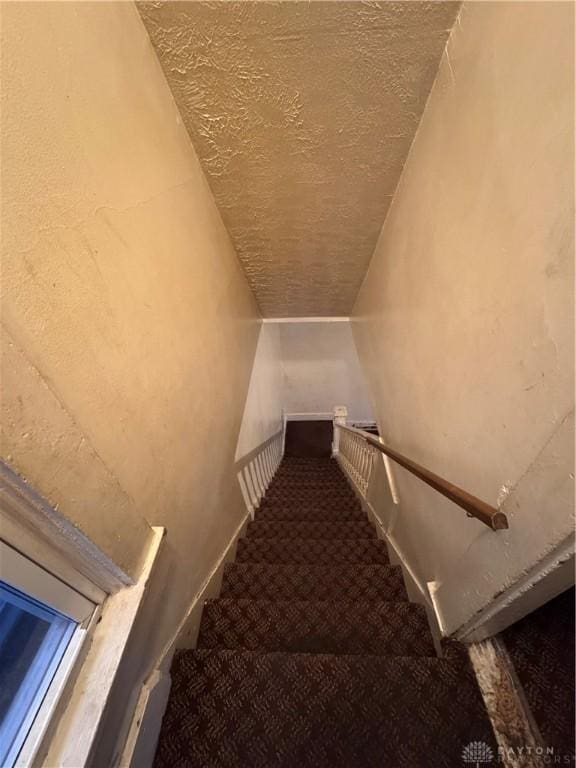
[
  {"x1": 256, "y1": 502, "x2": 364, "y2": 522},
  {"x1": 284, "y1": 420, "x2": 333, "y2": 458},
  {"x1": 154, "y1": 456, "x2": 495, "y2": 767},
  {"x1": 198, "y1": 599, "x2": 435, "y2": 656},
  {"x1": 502, "y1": 586, "x2": 575, "y2": 760},
  {"x1": 221, "y1": 563, "x2": 408, "y2": 601},
  {"x1": 246, "y1": 520, "x2": 376, "y2": 539},
  {"x1": 156, "y1": 650, "x2": 495, "y2": 768},
  {"x1": 235, "y1": 538, "x2": 390, "y2": 565}
]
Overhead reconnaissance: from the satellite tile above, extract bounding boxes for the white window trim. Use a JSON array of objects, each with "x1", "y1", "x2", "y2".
[
  {"x1": 0, "y1": 542, "x2": 96, "y2": 624},
  {"x1": 0, "y1": 541, "x2": 100, "y2": 768},
  {"x1": 41, "y1": 526, "x2": 164, "y2": 768},
  {"x1": 0, "y1": 461, "x2": 133, "y2": 595},
  {"x1": 0, "y1": 461, "x2": 164, "y2": 767},
  {"x1": 15, "y1": 624, "x2": 88, "y2": 768}
]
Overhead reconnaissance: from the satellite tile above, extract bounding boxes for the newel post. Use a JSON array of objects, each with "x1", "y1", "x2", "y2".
[{"x1": 332, "y1": 405, "x2": 348, "y2": 457}]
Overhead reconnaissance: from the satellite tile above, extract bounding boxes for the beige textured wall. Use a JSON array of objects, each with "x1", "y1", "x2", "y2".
[
  {"x1": 1, "y1": 0, "x2": 259, "y2": 636},
  {"x1": 353, "y1": 1, "x2": 574, "y2": 633}
]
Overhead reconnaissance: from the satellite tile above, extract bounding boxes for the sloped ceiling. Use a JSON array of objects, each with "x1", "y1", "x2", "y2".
[{"x1": 139, "y1": 1, "x2": 460, "y2": 317}]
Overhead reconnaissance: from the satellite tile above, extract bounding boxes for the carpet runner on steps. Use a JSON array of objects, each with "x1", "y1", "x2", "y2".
[
  {"x1": 235, "y1": 538, "x2": 390, "y2": 564},
  {"x1": 221, "y1": 563, "x2": 408, "y2": 602},
  {"x1": 246, "y1": 520, "x2": 376, "y2": 539},
  {"x1": 198, "y1": 599, "x2": 436, "y2": 656},
  {"x1": 154, "y1": 456, "x2": 495, "y2": 767}
]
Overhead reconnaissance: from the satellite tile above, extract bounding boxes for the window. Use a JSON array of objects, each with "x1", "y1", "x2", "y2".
[{"x1": 0, "y1": 541, "x2": 98, "y2": 767}]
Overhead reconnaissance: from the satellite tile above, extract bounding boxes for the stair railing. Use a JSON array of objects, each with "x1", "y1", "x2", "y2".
[
  {"x1": 235, "y1": 428, "x2": 284, "y2": 518},
  {"x1": 337, "y1": 426, "x2": 377, "y2": 498},
  {"x1": 334, "y1": 422, "x2": 508, "y2": 532}
]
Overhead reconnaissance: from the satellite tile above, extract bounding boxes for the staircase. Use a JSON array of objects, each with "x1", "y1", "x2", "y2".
[{"x1": 154, "y1": 457, "x2": 495, "y2": 767}]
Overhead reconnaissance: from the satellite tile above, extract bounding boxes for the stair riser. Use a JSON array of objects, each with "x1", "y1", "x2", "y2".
[
  {"x1": 236, "y1": 539, "x2": 390, "y2": 565},
  {"x1": 246, "y1": 522, "x2": 377, "y2": 539},
  {"x1": 260, "y1": 500, "x2": 361, "y2": 511},
  {"x1": 256, "y1": 511, "x2": 364, "y2": 522},
  {"x1": 221, "y1": 565, "x2": 408, "y2": 602},
  {"x1": 265, "y1": 488, "x2": 356, "y2": 497},
  {"x1": 198, "y1": 600, "x2": 435, "y2": 656},
  {"x1": 272, "y1": 477, "x2": 346, "y2": 484}
]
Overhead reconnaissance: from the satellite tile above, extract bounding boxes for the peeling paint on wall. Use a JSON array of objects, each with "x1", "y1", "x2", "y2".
[{"x1": 138, "y1": 1, "x2": 460, "y2": 316}]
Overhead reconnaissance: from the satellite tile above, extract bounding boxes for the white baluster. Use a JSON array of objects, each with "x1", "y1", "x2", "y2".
[
  {"x1": 237, "y1": 471, "x2": 254, "y2": 517},
  {"x1": 332, "y1": 405, "x2": 348, "y2": 456},
  {"x1": 244, "y1": 465, "x2": 258, "y2": 509},
  {"x1": 263, "y1": 444, "x2": 272, "y2": 486}
]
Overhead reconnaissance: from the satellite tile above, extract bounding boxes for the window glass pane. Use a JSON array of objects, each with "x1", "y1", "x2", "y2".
[{"x1": 0, "y1": 582, "x2": 76, "y2": 767}]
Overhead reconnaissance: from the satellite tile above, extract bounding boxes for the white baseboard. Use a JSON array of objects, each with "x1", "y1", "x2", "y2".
[
  {"x1": 157, "y1": 511, "x2": 251, "y2": 669},
  {"x1": 262, "y1": 317, "x2": 350, "y2": 324},
  {"x1": 284, "y1": 412, "x2": 334, "y2": 421},
  {"x1": 335, "y1": 453, "x2": 445, "y2": 647},
  {"x1": 119, "y1": 670, "x2": 171, "y2": 768},
  {"x1": 115, "y1": 512, "x2": 250, "y2": 767},
  {"x1": 383, "y1": 529, "x2": 432, "y2": 609},
  {"x1": 336, "y1": 455, "x2": 429, "y2": 601}
]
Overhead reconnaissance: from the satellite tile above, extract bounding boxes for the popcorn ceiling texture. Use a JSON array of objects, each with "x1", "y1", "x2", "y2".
[{"x1": 138, "y1": 1, "x2": 460, "y2": 316}]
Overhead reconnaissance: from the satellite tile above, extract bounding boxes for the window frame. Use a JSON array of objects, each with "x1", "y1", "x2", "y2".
[
  {"x1": 0, "y1": 459, "x2": 154, "y2": 768},
  {"x1": 0, "y1": 460, "x2": 133, "y2": 598},
  {"x1": 0, "y1": 541, "x2": 101, "y2": 768},
  {"x1": 0, "y1": 541, "x2": 97, "y2": 624}
]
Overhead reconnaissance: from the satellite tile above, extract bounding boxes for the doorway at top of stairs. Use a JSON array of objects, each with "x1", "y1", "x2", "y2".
[{"x1": 284, "y1": 420, "x2": 333, "y2": 458}]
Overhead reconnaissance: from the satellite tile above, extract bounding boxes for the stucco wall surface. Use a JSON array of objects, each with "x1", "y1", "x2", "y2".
[
  {"x1": 1, "y1": 0, "x2": 260, "y2": 648},
  {"x1": 138, "y1": 0, "x2": 460, "y2": 317},
  {"x1": 352, "y1": 1, "x2": 574, "y2": 634},
  {"x1": 280, "y1": 322, "x2": 375, "y2": 423},
  {"x1": 235, "y1": 323, "x2": 284, "y2": 461}
]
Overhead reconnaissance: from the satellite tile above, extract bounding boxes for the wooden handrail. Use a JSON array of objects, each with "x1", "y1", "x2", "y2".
[{"x1": 337, "y1": 424, "x2": 508, "y2": 531}]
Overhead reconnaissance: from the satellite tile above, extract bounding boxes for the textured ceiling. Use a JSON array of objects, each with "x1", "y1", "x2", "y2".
[{"x1": 139, "y1": 1, "x2": 460, "y2": 317}]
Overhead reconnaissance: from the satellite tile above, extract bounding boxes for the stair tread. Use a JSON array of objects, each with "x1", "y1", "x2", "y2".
[
  {"x1": 262, "y1": 497, "x2": 359, "y2": 507},
  {"x1": 246, "y1": 520, "x2": 376, "y2": 539},
  {"x1": 256, "y1": 505, "x2": 364, "y2": 522},
  {"x1": 270, "y1": 478, "x2": 351, "y2": 485},
  {"x1": 154, "y1": 649, "x2": 495, "y2": 768},
  {"x1": 236, "y1": 538, "x2": 390, "y2": 564},
  {"x1": 221, "y1": 563, "x2": 407, "y2": 601},
  {"x1": 259, "y1": 501, "x2": 361, "y2": 507},
  {"x1": 198, "y1": 598, "x2": 435, "y2": 656}
]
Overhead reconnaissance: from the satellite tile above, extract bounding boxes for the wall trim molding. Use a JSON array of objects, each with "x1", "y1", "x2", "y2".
[
  {"x1": 454, "y1": 533, "x2": 575, "y2": 642},
  {"x1": 113, "y1": 513, "x2": 250, "y2": 768},
  {"x1": 335, "y1": 451, "x2": 444, "y2": 643},
  {"x1": 42, "y1": 527, "x2": 165, "y2": 768},
  {"x1": 119, "y1": 669, "x2": 171, "y2": 768},
  {"x1": 0, "y1": 460, "x2": 132, "y2": 594},
  {"x1": 157, "y1": 510, "x2": 251, "y2": 667},
  {"x1": 262, "y1": 317, "x2": 350, "y2": 323},
  {"x1": 285, "y1": 411, "x2": 334, "y2": 421}
]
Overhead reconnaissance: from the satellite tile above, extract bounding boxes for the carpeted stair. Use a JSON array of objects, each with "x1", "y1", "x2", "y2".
[{"x1": 154, "y1": 456, "x2": 495, "y2": 767}]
